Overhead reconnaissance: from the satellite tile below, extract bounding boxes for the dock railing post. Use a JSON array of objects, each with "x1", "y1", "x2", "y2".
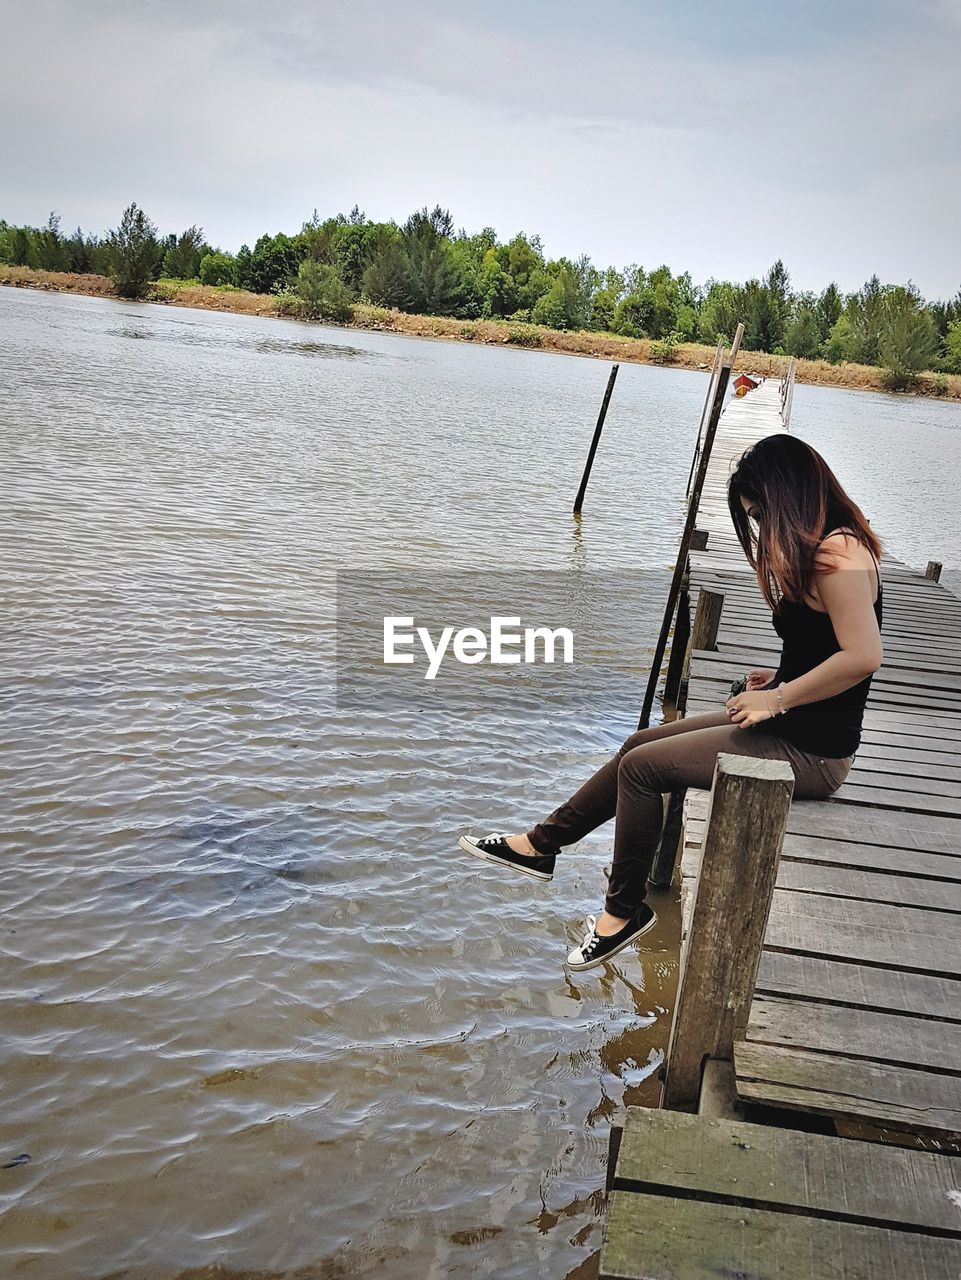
[
  {"x1": 573, "y1": 364, "x2": 619, "y2": 515},
  {"x1": 662, "y1": 532, "x2": 712, "y2": 718},
  {"x1": 685, "y1": 340, "x2": 724, "y2": 500},
  {"x1": 637, "y1": 324, "x2": 744, "y2": 730},
  {"x1": 662, "y1": 753, "x2": 794, "y2": 1111},
  {"x1": 782, "y1": 357, "x2": 797, "y2": 429},
  {"x1": 650, "y1": 586, "x2": 725, "y2": 889}
]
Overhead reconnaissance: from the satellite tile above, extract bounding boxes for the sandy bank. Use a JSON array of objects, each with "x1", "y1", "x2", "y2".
[{"x1": 3, "y1": 265, "x2": 959, "y2": 402}]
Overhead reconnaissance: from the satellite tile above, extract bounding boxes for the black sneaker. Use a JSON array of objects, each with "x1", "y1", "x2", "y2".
[
  {"x1": 458, "y1": 832, "x2": 556, "y2": 881},
  {"x1": 565, "y1": 904, "x2": 657, "y2": 972}
]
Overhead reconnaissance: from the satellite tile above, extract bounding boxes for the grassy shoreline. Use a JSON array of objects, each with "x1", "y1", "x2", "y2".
[{"x1": 4, "y1": 264, "x2": 960, "y2": 401}]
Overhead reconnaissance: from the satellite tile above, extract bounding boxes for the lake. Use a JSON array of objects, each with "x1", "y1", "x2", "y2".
[{"x1": 2, "y1": 286, "x2": 959, "y2": 1279}]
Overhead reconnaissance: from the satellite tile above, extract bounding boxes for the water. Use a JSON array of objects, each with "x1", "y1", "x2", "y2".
[{"x1": 2, "y1": 287, "x2": 959, "y2": 1279}]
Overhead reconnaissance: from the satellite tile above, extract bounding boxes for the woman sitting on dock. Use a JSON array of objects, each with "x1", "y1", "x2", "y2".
[{"x1": 459, "y1": 434, "x2": 884, "y2": 973}]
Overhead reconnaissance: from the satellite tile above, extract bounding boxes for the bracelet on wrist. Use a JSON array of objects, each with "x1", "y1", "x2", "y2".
[{"x1": 775, "y1": 682, "x2": 787, "y2": 715}]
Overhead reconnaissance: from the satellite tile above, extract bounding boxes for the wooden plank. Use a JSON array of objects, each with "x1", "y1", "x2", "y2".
[
  {"x1": 774, "y1": 859, "x2": 961, "y2": 911},
  {"x1": 828, "y1": 784, "x2": 961, "y2": 818},
  {"x1": 765, "y1": 888, "x2": 961, "y2": 975},
  {"x1": 747, "y1": 994, "x2": 961, "y2": 1072},
  {"x1": 611, "y1": 1108, "x2": 961, "y2": 1230},
  {"x1": 847, "y1": 755, "x2": 961, "y2": 786},
  {"x1": 782, "y1": 804, "x2": 961, "y2": 851},
  {"x1": 692, "y1": 653, "x2": 961, "y2": 696},
  {"x1": 735, "y1": 1041, "x2": 961, "y2": 1139},
  {"x1": 755, "y1": 950, "x2": 961, "y2": 1020},
  {"x1": 855, "y1": 742, "x2": 961, "y2": 773},
  {"x1": 778, "y1": 831, "x2": 961, "y2": 883},
  {"x1": 685, "y1": 694, "x2": 961, "y2": 746},
  {"x1": 684, "y1": 799, "x2": 961, "y2": 856},
  {"x1": 601, "y1": 1191, "x2": 961, "y2": 1280}
]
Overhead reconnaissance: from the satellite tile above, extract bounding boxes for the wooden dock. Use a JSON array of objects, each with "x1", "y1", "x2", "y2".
[{"x1": 601, "y1": 375, "x2": 961, "y2": 1278}]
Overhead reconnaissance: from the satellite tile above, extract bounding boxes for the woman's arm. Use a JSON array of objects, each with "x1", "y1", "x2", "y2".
[{"x1": 778, "y1": 534, "x2": 883, "y2": 713}]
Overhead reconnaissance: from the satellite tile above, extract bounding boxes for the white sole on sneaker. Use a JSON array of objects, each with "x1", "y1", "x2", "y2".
[
  {"x1": 565, "y1": 910, "x2": 658, "y2": 972},
  {"x1": 457, "y1": 835, "x2": 554, "y2": 881}
]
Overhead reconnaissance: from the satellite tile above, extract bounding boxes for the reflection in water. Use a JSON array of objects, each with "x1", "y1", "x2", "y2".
[
  {"x1": 2, "y1": 285, "x2": 959, "y2": 1279},
  {"x1": 107, "y1": 318, "x2": 372, "y2": 360}
]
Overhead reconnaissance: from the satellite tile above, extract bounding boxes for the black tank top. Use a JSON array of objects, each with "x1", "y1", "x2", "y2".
[{"x1": 754, "y1": 529, "x2": 883, "y2": 759}]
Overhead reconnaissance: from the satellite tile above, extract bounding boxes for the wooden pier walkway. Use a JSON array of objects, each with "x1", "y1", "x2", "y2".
[{"x1": 601, "y1": 375, "x2": 961, "y2": 1278}]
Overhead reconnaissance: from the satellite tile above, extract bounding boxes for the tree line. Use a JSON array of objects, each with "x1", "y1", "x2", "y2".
[{"x1": 2, "y1": 203, "x2": 960, "y2": 384}]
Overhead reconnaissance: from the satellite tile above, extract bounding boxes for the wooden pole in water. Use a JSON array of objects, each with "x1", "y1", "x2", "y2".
[
  {"x1": 636, "y1": 324, "x2": 743, "y2": 730},
  {"x1": 925, "y1": 560, "x2": 943, "y2": 582},
  {"x1": 662, "y1": 753, "x2": 794, "y2": 1111},
  {"x1": 573, "y1": 364, "x2": 619, "y2": 515}
]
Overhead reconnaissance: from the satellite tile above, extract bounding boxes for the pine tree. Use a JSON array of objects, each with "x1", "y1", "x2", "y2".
[{"x1": 107, "y1": 203, "x2": 162, "y2": 298}]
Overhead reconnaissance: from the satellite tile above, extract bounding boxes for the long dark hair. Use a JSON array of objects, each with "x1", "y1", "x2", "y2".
[{"x1": 727, "y1": 434, "x2": 882, "y2": 610}]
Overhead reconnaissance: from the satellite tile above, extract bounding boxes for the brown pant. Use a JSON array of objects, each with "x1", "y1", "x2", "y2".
[{"x1": 527, "y1": 709, "x2": 853, "y2": 918}]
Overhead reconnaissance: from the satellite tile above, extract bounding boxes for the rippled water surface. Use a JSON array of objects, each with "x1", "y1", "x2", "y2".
[{"x1": 2, "y1": 288, "x2": 960, "y2": 1279}]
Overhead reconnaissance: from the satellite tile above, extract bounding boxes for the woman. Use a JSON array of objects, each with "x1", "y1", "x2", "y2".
[{"x1": 459, "y1": 434, "x2": 884, "y2": 972}]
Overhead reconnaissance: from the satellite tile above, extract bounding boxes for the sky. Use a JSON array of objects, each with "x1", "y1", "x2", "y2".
[{"x1": 2, "y1": 0, "x2": 960, "y2": 299}]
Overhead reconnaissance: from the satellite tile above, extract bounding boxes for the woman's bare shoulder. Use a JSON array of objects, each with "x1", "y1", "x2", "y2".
[{"x1": 815, "y1": 529, "x2": 878, "y2": 574}]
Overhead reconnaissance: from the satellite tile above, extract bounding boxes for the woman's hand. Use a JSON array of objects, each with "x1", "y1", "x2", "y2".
[
  {"x1": 725, "y1": 689, "x2": 776, "y2": 727},
  {"x1": 746, "y1": 668, "x2": 777, "y2": 690}
]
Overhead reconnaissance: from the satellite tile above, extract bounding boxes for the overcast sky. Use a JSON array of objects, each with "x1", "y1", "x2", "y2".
[{"x1": 3, "y1": 0, "x2": 959, "y2": 299}]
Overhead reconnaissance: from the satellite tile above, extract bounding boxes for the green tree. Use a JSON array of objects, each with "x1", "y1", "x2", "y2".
[
  {"x1": 10, "y1": 226, "x2": 34, "y2": 267},
  {"x1": 400, "y1": 205, "x2": 459, "y2": 314},
  {"x1": 697, "y1": 280, "x2": 738, "y2": 345},
  {"x1": 815, "y1": 283, "x2": 843, "y2": 346},
  {"x1": 943, "y1": 319, "x2": 961, "y2": 374},
  {"x1": 478, "y1": 247, "x2": 516, "y2": 318},
  {"x1": 845, "y1": 276, "x2": 885, "y2": 365},
  {"x1": 106, "y1": 202, "x2": 162, "y2": 298},
  {"x1": 824, "y1": 314, "x2": 853, "y2": 364},
  {"x1": 36, "y1": 212, "x2": 66, "y2": 271},
  {"x1": 291, "y1": 258, "x2": 354, "y2": 321},
  {"x1": 613, "y1": 288, "x2": 656, "y2": 337},
  {"x1": 532, "y1": 262, "x2": 583, "y2": 329},
  {"x1": 243, "y1": 232, "x2": 301, "y2": 293},
  {"x1": 199, "y1": 251, "x2": 238, "y2": 286},
  {"x1": 930, "y1": 288, "x2": 961, "y2": 345},
  {"x1": 784, "y1": 295, "x2": 822, "y2": 358},
  {"x1": 878, "y1": 283, "x2": 938, "y2": 385},
  {"x1": 740, "y1": 277, "x2": 782, "y2": 352},
  {"x1": 334, "y1": 213, "x2": 378, "y2": 296},
  {"x1": 362, "y1": 233, "x2": 409, "y2": 308},
  {"x1": 496, "y1": 233, "x2": 548, "y2": 313},
  {"x1": 65, "y1": 225, "x2": 94, "y2": 273},
  {"x1": 162, "y1": 226, "x2": 206, "y2": 279},
  {"x1": 764, "y1": 259, "x2": 790, "y2": 349},
  {"x1": 591, "y1": 286, "x2": 619, "y2": 332},
  {"x1": 299, "y1": 209, "x2": 340, "y2": 264}
]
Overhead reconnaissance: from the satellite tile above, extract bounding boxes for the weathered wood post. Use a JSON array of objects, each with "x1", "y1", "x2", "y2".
[
  {"x1": 925, "y1": 560, "x2": 943, "y2": 582},
  {"x1": 662, "y1": 533, "x2": 711, "y2": 718},
  {"x1": 650, "y1": 587, "x2": 725, "y2": 889},
  {"x1": 685, "y1": 340, "x2": 724, "y2": 500},
  {"x1": 782, "y1": 357, "x2": 797, "y2": 429},
  {"x1": 662, "y1": 588, "x2": 691, "y2": 720},
  {"x1": 689, "y1": 586, "x2": 724, "y2": 655},
  {"x1": 662, "y1": 754, "x2": 794, "y2": 1111},
  {"x1": 573, "y1": 364, "x2": 619, "y2": 515}
]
